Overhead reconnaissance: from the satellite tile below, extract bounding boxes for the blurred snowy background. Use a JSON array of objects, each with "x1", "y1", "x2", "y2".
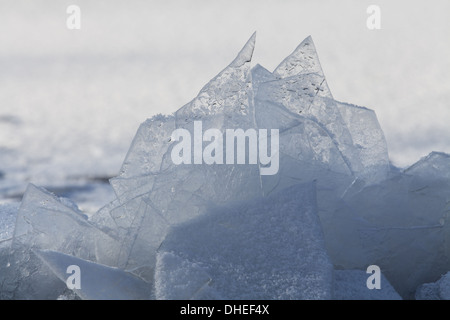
[{"x1": 0, "y1": 0, "x2": 449, "y2": 210}]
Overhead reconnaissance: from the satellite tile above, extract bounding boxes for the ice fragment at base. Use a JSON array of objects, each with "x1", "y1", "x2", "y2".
[
  {"x1": 0, "y1": 184, "x2": 120, "y2": 299},
  {"x1": 156, "y1": 183, "x2": 333, "y2": 300},
  {"x1": 34, "y1": 249, "x2": 153, "y2": 300},
  {"x1": 415, "y1": 271, "x2": 450, "y2": 300},
  {"x1": 333, "y1": 269, "x2": 402, "y2": 300},
  {"x1": 325, "y1": 170, "x2": 450, "y2": 298}
]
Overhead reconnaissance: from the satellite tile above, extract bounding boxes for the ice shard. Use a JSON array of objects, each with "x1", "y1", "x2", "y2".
[
  {"x1": 156, "y1": 183, "x2": 333, "y2": 300},
  {"x1": 175, "y1": 32, "x2": 256, "y2": 129},
  {"x1": 1, "y1": 33, "x2": 433, "y2": 300},
  {"x1": 415, "y1": 271, "x2": 450, "y2": 300},
  {"x1": 110, "y1": 33, "x2": 263, "y2": 276},
  {"x1": 333, "y1": 269, "x2": 402, "y2": 300},
  {"x1": 253, "y1": 38, "x2": 364, "y2": 197},
  {"x1": 336, "y1": 101, "x2": 389, "y2": 183},
  {"x1": 0, "y1": 184, "x2": 121, "y2": 299},
  {"x1": 34, "y1": 249, "x2": 153, "y2": 300}
]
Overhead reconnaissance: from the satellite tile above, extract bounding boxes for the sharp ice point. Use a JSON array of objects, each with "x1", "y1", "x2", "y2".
[
  {"x1": 229, "y1": 32, "x2": 256, "y2": 67},
  {"x1": 273, "y1": 35, "x2": 324, "y2": 78}
]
